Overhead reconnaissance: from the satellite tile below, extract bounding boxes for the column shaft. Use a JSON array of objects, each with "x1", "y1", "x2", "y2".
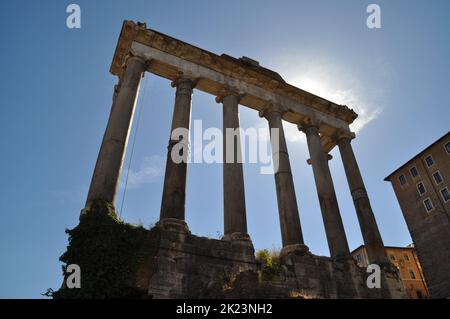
[
  {"x1": 304, "y1": 125, "x2": 350, "y2": 259},
  {"x1": 338, "y1": 137, "x2": 389, "y2": 265},
  {"x1": 266, "y1": 111, "x2": 304, "y2": 247},
  {"x1": 222, "y1": 94, "x2": 248, "y2": 236},
  {"x1": 160, "y1": 78, "x2": 194, "y2": 220},
  {"x1": 86, "y1": 56, "x2": 146, "y2": 207}
]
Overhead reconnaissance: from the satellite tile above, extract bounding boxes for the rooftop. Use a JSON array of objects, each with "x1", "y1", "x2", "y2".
[
  {"x1": 384, "y1": 131, "x2": 450, "y2": 181},
  {"x1": 351, "y1": 244, "x2": 415, "y2": 255}
]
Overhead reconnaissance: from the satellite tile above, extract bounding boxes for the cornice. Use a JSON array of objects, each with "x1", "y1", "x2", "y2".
[{"x1": 110, "y1": 20, "x2": 359, "y2": 125}]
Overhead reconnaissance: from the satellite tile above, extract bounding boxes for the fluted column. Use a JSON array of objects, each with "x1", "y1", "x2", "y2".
[
  {"x1": 299, "y1": 120, "x2": 350, "y2": 259},
  {"x1": 160, "y1": 77, "x2": 195, "y2": 221},
  {"x1": 336, "y1": 130, "x2": 389, "y2": 265},
  {"x1": 86, "y1": 56, "x2": 147, "y2": 208},
  {"x1": 260, "y1": 106, "x2": 305, "y2": 249},
  {"x1": 217, "y1": 90, "x2": 248, "y2": 239}
]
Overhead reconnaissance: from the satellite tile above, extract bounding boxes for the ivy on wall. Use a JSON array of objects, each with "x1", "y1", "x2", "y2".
[{"x1": 48, "y1": 200, "x2": 159, "y2": 299}]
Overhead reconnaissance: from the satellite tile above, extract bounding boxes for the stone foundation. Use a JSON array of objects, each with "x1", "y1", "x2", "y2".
[{"x1": 136, "y1": 224, "x2": 406, "y2": 299}]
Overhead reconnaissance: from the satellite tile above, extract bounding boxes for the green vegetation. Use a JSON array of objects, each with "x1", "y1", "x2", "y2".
[
  {"x1": 255, "y1": 249, "x2": 284, "y2": 281},
  {"x1": 46, "y1": 200, "x2": 158, "y2": 299}
]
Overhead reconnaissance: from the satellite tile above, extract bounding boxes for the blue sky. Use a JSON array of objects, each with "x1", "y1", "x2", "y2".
[{"x1": 1, "y1": 0, "x2": 449, "y2": 298}]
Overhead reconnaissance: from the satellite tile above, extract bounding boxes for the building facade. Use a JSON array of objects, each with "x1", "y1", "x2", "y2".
[
  {"x1": 352, "y1": 245, "x2": 429, "y2": 299},
  {"x1": 385, "y1": 132, "x2": 450, "y2": 298}
]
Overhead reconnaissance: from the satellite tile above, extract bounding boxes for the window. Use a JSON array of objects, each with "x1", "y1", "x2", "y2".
[
  {"x1": 433, "y1": 171, "x2": 443, "y2": 185},
  {"x1": 356, "y1": 254, "x2": 362, "y2": 263},
  {"x1": 390, "y1": 254, "x2": 396, "y2": 261},
  {"x1": 417, "y1": 182, "x2": 426, "y2": 195},
  {"x1": 425, "y1": 155, "x2": 434, "y2": 167},
  {"x1": 409, "y1": 269, "x2": 416, "y2": 279},
  {"x1": 423, "y1": 198, "x2": 434, "y2": 212},
  {"x1": 441, "y1": 188, "x2": 450, "y2": 202},
  {"x1": 399, "y1": 174, "x2": 407, "y2": 186},
  {"x1": 410, "y1": 166, "x2": 419, "y2": 177},
  {"x1": 404, "y1": 254, "x2": 410, "y2": 262},
  {"x1": 445, "y1": 141, "x2": 450, "y2": 154}
]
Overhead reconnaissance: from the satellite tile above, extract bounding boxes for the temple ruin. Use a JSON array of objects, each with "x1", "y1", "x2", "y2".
[{"x1": 77, "y1": 20, "x2": 406, "y2": 299}]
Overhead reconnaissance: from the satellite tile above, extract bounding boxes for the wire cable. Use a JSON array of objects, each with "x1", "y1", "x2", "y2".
[{"x1": 119, "y1": 75, "x2": 148, "y2": 219}]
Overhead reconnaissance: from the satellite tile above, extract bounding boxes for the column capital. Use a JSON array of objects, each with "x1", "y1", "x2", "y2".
[
  {"x1": 171, "y1": 73, "x2": 198, "y2": 89},
  {"x1": 334, "y1": 128, "x2": 356, "y2": 144},
  {"x1": 122, "y1": 54, "x2": 149, "y2": 69},
  {"x1": 258, "y1": 101, "x2": 285, "y2": 119},
  {"x1": 297, "y1": 117, "x2": 322, "y2": 135},
  {"x1": 215, "y1": 86, "x2": 243, "y2": 103}
]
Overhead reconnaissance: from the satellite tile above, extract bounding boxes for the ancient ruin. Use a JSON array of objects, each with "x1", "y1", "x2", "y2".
[{"x1": 62, "y1": 20, "x2": 407, "y2": 299}]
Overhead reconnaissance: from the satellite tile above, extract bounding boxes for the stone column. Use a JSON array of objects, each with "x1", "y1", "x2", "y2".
[
  {"x1": 160, "y1": 77, "x2": 195, "y2": 223},
  {"x1": 299, "y1": 120, "x2": 350, "y2": 259},
  {"x1": 85, "y1": 56, "x2": 147, "y2": 208},
  {"x1": 260, "y1": 106, "x2": 305, "y2": 250},
  {"x1": 336, "y1": 130, "x2": 389, "y2": 265},
  {"x1": 217, "y1": 90, "x2": 248, "y2": 240}
]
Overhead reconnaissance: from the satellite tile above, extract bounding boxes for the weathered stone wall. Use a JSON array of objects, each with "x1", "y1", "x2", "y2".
[
  {"x1": 56, "y1": 202, "x2": 405, "y2": 299},
  {"x1": 138, "y1": 224, "x2": 405, "y2": 299},
  {"x1": 140, "y1": 224, "x2": 257, "y2": 298}
]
